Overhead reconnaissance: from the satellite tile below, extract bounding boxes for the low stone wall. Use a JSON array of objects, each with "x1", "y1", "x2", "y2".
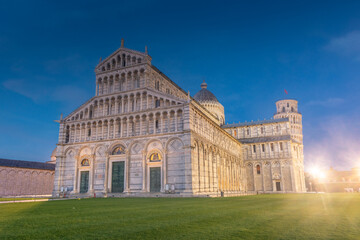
[{"x1": 0, "y1": 166, "x2": 55, "y2": 197}]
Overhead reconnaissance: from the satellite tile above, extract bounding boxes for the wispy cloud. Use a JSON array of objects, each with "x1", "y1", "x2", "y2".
[
  {"x1": 3, "y1": 79, "x2": 46, "y2": 102},
  {"x1": 324, "y1": 31, "x2": 360, "y2": 61},
  {"x1": 3, "y1": 78, "x2": 89, "y2": 104},
  {"x1": 305, "y1": 115, "x2": 360, "y2": 171},
  {"x1": 307, "y1": 98, "x2": 345, "y2": 107},
  {"x1": 43, "y1": 55, "x2": 88, "y2": 75},
  {"x1": 51, "y1": 85, "x2": 89, "y2": 103}
]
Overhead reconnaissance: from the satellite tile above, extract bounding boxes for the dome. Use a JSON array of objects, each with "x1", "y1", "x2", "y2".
[
  {"x1": 47, "y1": 147, "x2": 57, "y2": 164},
  {"x1": 193, "y1": 81, "x2": 219, "y2": 103},
  {"x1": 193, "y1": 81, "x2": 225, "y2": 125},
  {"x1": 51, "y1": 147, "x2": 57, "y2": 158}
]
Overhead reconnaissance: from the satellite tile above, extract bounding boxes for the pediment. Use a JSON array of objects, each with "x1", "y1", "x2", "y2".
[{"x1": 95, "y1": 46, "x2": 151, "y2": 73}]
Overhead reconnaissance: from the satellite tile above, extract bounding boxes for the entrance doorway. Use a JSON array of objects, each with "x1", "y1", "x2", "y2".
[
  {"x1": 276, "y1": 181, "x2": 281, "y2": 191},
  {"x1": 150, "y1": 167, "x2": 161, "y2": 192},
  {"x1": 80, "y1": 171, "x2": 89, "y2": 193},
  {"x1": 112, "y1": 161, "x2": 125, "y2": 193}
]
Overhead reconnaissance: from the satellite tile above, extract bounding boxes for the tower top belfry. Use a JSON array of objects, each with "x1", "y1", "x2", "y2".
[
  {"x1": 274, "y1": 99, "x2": 303, "y2": 143},
  {"x1": 275, "y1": 99, "x2": 298, "y2": 114}
]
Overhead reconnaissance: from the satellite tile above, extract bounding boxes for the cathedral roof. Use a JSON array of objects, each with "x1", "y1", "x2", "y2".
[
  {"x1": 193, "y1": 81, "x2": 219, "y2": 103},
  {"x1": 0, "y1": 158, "x2": 55, "y2": 170},
  {"x1": 222, "y1": 118, "x2": 289, "y2": 128},
  {"x1": 237, "y1": 135, "x2": 301, "y2": 144}
]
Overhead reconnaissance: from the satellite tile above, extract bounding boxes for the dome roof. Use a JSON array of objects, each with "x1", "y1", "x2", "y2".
[
  {"x1": 51, "y1": 147, "x2": 57, "y2": 157},
  {"x1": 193, "y1": 81, "x2": 219, "y2": 103}
]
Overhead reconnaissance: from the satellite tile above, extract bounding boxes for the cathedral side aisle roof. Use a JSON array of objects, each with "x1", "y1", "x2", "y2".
[
  {"x1": 150, "y1": 65, "x2": 188, "y2": 96},
  {"x1": 222, "y1": 118, "x2": 289, "y2": 128},
  {"x1": 0, "y1": 158, "x2": 55, "y2": 170}
]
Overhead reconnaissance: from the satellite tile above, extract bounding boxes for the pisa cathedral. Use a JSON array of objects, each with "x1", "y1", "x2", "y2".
[{"x1": 53, "y1": 41, "x2": 306, "y2": 197}]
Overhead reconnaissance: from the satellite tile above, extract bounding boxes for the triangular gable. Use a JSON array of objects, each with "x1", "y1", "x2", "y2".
[{"x1": 96, "y1": 46, "x2": 151, "y2": 71}]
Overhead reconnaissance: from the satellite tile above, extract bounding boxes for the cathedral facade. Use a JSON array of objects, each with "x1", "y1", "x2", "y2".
[{"x1": 52, "y1": 41, "x2": 305, "y2": 197}]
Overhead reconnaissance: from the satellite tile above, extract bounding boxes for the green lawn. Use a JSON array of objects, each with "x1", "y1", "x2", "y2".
[{"x1": 0, "y1": 194, "x2": 359, "y2": 239}]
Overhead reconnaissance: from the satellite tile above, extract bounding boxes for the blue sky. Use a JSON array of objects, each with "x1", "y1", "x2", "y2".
[{"x1": 1, "y1": 0, "x2": 360, "y2": 170}]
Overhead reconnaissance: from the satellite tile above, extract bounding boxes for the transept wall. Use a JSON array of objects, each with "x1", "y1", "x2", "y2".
[{"x1": 189, "y1": 103, "x2": 245, "y2": 195}]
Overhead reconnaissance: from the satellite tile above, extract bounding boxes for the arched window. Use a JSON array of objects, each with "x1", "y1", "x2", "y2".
[
  {"x1": 291, "y1": 107, "x2": 294, "y2": 112},
  {"x1": 134, "y1": 79, "x2": 140, "y2": 88},
  {"x1": 155, "y1": 100, "x2": 160, "y2": 108},
  {"x1": 122, "y1": 54, "x2": 126, "y2": 67},
  {"x1": 282, "y1": 107, "x2": 285, "y2": 112},
  {"x1": 112, "y1": 145, "x2": 125, "y2": 155},
  {"x1": 256, "y1": 165, "x2": 261, "y2": 174},
  {"x1": 253, "y1": 145, "x2": 256, "y2": 153},
  {"x1": 131, "y1": 122, "x2": 135, "y2": 134},
  {"x1": 65, "y1": 126, "x2": 70, "y2": 143},
  {"x1": 81, "y1": 159, "x2": 90, "y2": 166},
  {"x1": 149, "y1": 152, "x2": 161, "y2": 162},
  {"x1": 155, "y1": 81, "x2": 160, "y2": 90},
  {"x1": 287, "y1": 103, "x2": 289, "y2": 107}
]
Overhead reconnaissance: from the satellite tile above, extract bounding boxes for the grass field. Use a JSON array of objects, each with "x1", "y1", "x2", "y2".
[{"x1": 0, "y1": 194, "x2": 359, "y2": 239}]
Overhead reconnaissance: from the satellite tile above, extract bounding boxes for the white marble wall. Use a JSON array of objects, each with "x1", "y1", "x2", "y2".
[{"x1": 53, "y1": 132, "x2": 192, "y2": 197}]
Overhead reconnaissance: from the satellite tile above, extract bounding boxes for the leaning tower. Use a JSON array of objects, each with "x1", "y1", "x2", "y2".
[
  {"x1": 273, "y1": 99, "x2": 303, "y2": 143},
  {"x1": 274, "y1": 99, "x2": 306, "y2": 192}
]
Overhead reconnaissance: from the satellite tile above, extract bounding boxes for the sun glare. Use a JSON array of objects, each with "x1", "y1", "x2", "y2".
[{"x1": 309, "y1": 166, "x2": 326, "y2": 179}]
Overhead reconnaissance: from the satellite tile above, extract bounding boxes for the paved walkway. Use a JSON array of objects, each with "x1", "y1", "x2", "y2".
[
  {"x1": 0, "y1": 198, "x2": 73, "y2": 204},
  {"x1": 0, "y1": 199, "x2": 52, "y2": 204}
]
